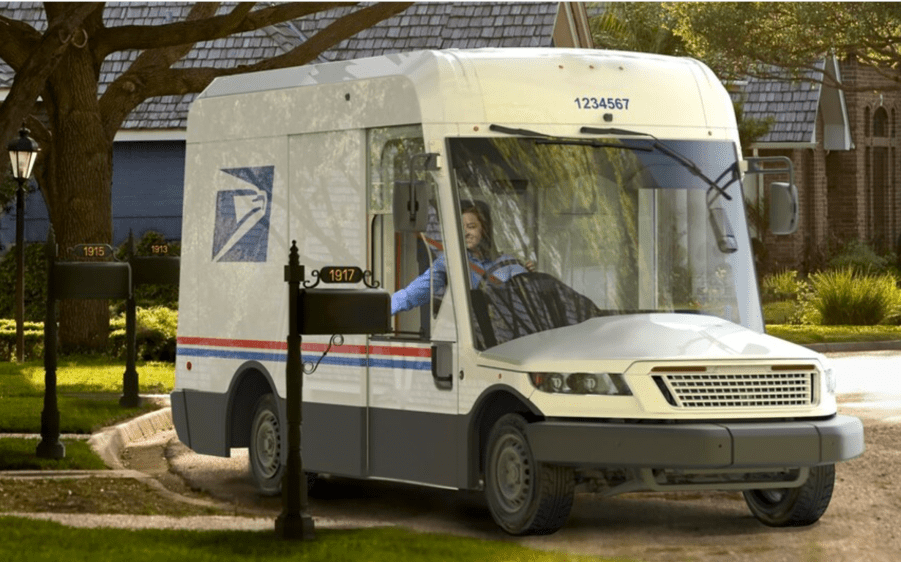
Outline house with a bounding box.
[737,57,900,274]
[0,1,592,251]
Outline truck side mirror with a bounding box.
[769,182,799,235]
[742,157,799,236]
[393,180,428,232]
[392,152,440,232]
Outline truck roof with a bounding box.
[189,48,736,142]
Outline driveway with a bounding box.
[122,351,899,561]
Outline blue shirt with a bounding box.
[391,253,527,314]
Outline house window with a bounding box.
[874,107,889,138]
[868,106,894,249]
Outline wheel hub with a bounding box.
[495,436,530,511]
[254,412,280,479]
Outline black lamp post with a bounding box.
[7,127,40,363]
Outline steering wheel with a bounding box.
[477,257,528,290]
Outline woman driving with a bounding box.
[391,200,529,315]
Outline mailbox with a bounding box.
[131,256,180,286]
[53,262,131,300]
[298,289,391,335]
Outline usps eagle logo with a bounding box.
[211,166,274,262]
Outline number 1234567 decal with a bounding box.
[574,97,630,110]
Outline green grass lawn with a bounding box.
[766,324,901,345]
[0,518,614,562]
[0,356,174,433]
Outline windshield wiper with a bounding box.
[489,124,652,151]
[489,124,554,138]
[580,126,735,202]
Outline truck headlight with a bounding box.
[529,372,632,396]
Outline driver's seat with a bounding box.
[470,272,601,349]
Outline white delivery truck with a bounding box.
[172,48,864,535]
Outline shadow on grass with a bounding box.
[0,438,107,470]
[0,519,611,562]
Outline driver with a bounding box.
[391,200,530,315]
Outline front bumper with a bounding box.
[525,415,864,469]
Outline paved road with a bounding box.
[140,351,899,561]
[830,350,901,423]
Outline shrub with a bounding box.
[761,269,807,302]
[111,231,180,314]
[827,239,892,274]
[762,301,797,324]
[0,318,44,361]
[807,268,901,325]
[0,243,48,322]
[109,306,178,362]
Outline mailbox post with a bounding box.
[123,230,180,407]
[121,233,139,408]
[275,241,313,540]
[275,241,390,540]
[36,228,63,459]
[36,229,180,457]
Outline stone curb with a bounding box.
[87,403,173,470]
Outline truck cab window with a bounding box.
[449,136,744,350]
[368,126,443,340]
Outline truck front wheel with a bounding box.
[743,464,835,527]
[484,414,574,535]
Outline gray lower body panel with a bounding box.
[525,415,865,469]
[171,389,460,487]
[299,400,366,478]
[368,408,459,487]
[171,389,229,457]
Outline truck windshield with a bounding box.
[448,136,747,350]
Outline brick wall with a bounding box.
[759,58,901,274]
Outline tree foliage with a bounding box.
[0,2,412,349]
[590,2,687,56]
[667,2,901,90]
[590,3,774,148]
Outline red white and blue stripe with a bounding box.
[177,336,432,371]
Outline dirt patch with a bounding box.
[0,478,223,517]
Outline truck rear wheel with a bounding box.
[484,413,574,535]
[249,394,283,496]
[743,464,835,527]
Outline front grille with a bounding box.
[655,371,815,408]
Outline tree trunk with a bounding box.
[45,32,113,353]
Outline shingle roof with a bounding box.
[0,2,561,131]
[290,2,558,60]
[733,62,826,145]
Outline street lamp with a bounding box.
[7,127,40,363]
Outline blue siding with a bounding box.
[0,140,185,253]
[111,140,185,244]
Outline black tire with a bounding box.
[484,413,574,535]
[249,394,284,496]
[743,464,836,527]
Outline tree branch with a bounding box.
[0,16,42,69]
[250,2,414,71]
[99,2,221,138]
[99,2,412,138]
[0,3,103,148]
[93,2,357,59]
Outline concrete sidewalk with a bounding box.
[1,400,266,531]
[0,400,374,531]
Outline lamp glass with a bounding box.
[8,129,39,181]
